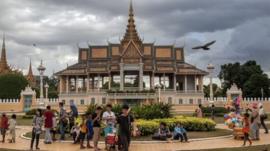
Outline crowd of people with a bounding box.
[0,101,268,151]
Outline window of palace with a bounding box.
[102,98,106,104]
[91,98,95,104]
[189,99,193,104]
[80,99,84,105]
[178,99,183,104]
[198,99,202,105]
[62,100,66,105]
[69,100,74,105]
[168,97,172,104]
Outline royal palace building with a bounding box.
[55,2,208,106]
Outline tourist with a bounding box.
[117,104,135,151]
[173,123,188,142]
[30,109,43,150]
[92,106,102,151]
[44,105,54,144]
[195,104,203,118]
[152,122,172,141]
[102,104,116,137]
[242,113,252,146]
[86,113,94,148]
[8,114,16,143]
[79,114,87,149]
[1,113,8,143]
[210,104,215,120]
[250,104,260,140]
[259,104,268,134]
[59,102,67,141]
[69,102,78,132]
[70,122,80,144]
[51,113,57,141]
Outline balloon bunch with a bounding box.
[224,112,243,129]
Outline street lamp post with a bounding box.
[37,60,46,109]
[45,83,49,99]
[207,64,215,102]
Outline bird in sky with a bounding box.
[192,40,216,50]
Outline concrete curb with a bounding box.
[20,133,233,144]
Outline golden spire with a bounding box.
[26,59,36,87]
[27,59,34,76]
[121,0,142,45]
[0,33,10,74]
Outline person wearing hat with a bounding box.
[250,103,260,140]
[117,104,135,151]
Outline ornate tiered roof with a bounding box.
[55,1,207,76]
[26,60,36,87]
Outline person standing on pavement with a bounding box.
[44,105,54,144]
[59,102,67,141]
[117,104,135,151]
[92,106,102,151]
[259,104,268,134]
[250,103,260,140]
[1,113,8,143]
[30,109,43,150]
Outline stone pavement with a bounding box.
[0,124,269,151]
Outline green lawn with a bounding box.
[181,144,270,151]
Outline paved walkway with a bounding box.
[0,124,269,151]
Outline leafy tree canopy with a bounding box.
[0,73,28,99]
[218,60,270,97]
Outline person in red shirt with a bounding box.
[44,106,54,144]
[1,113,9,143]
[242,113,252,146]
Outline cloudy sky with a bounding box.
[1,0,270,84]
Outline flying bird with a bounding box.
[192,40,216,50]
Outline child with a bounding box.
[152,122,172,141]
[173,123,188,142]
[79,114,87,149]
[8,114,17,143]
[1,113,9,143]
[242,113,252,146]
[86,114,94,148]
[70,122,80,144]
[51,113,57,141]
[30,109,43,150]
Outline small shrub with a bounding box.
[136,116,216,136]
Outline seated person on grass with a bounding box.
[152,122,172,141]
[173,123,188,142]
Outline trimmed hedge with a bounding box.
[136,116,216,136]
[202,107,229,117]
[26,108,58,116]
[85,103,172,120]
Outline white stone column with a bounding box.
[97,74,101,92]
[66,75,69,93]
[174,74,177,92]
[120,63,124,91]
[108,74,111,90]
[151,72,155,89]
[194,75,197,92]
[86,74,89,92]
[184,75,187,92]
[76,76,79,93]
[59,76,63,93]
[163,73,166,91]
[139,63,144,91]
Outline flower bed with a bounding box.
[136,116,216,136]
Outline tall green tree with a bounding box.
[0,73,28,99]
[218,60,270,97]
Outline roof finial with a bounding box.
[129,0,133,14]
